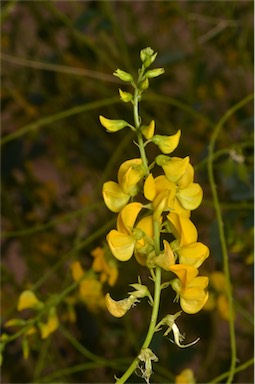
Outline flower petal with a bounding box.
[103,181,130,212]
[107,230,135,261]
[178,242,209,268]
[177,183,203,211]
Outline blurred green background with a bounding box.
[1,1,254,383]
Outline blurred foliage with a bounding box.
[1,1,254,383]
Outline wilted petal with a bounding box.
[105,293,134,317]
[103,181,130,212]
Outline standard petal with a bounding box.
[169,264,199,288]
[177,183,203,211]
[152,130,181,154]
[178,242,209,268]
[167,212,198,246]
[102,181,130,212]
[117,202,143,234]
[107,230,135,261]
[144,173,156,201]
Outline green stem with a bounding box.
[207,93,253,384]
[116,221,162,384]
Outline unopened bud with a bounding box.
[99,115,129,132]
[119,89,133,103]
[113,69,133,82]
[144,68,165,79]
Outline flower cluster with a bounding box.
[100,48,209,316]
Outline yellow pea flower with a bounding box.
[152,130,181,154]
[141,120,155,139]
[17,290,43,312]
[99,115,129,132]
[118,158,145,196]
[91,247,118,286]
[107,202,143,261]
[39,307,59,339]
[170,264,209,314]
[102,181,130,213]
[167,212,198,247]
[177,242,210,268]
[79,278,106,312]
[175,369,196,384]
[134,215,155,266]
[176,182,203,211]
[156,155,190,183]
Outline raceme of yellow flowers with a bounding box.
[100,47,209,318]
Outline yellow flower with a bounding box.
[156,155,190,183]
[156,156,203,211]
[141,120,155,139]
[175,369,196,384]
[91,246,118,286]
[103,181,130,212]
[102,159,145,213]
[71,261,85,281]
[79,278,106,312]
[152,130,181,154]
[107,202,143,261]
[105,293,136,317]
[99,115,129,132]
[167,212,198,248]
[170,264,209,314]
[39,307,59,339]
[177,242,209,268]
[117,158,145,195]
[17,290,43,312]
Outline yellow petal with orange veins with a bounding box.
[103,181,130,213]
[107,230,135,261]
[105,293,133,317]
[177,183,203,211]
[144,173,156,201]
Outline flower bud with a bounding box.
[17,290,44,311]
[152,130,181,154]
[141,120,155,140]
[113,69,133,82]
[140,47,158,67]
[119,89,133,103]
[139,78,149,90]
[144,68,165,79]
[99,115,129,132]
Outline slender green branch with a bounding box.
[208,357,254,384]
[207,93,253,384]
[1,97,120,146]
